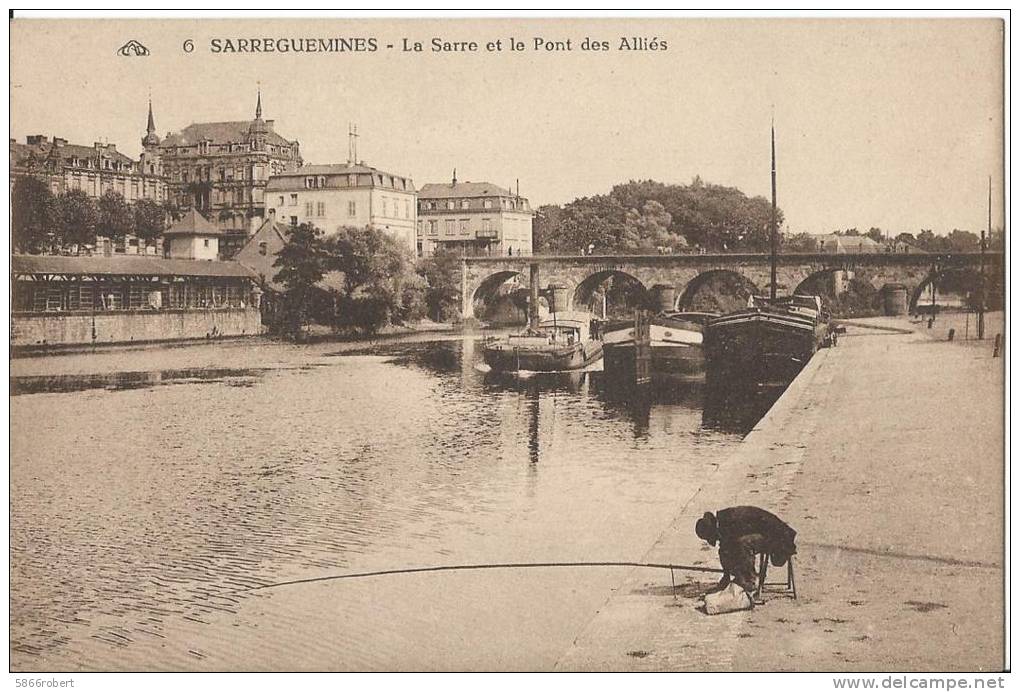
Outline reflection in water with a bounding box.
[10,337,782,669]
[10,367,266,396]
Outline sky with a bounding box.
[10,17,1005,236]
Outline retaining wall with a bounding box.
[11,308,264,347]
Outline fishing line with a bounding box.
[244,561,723,593]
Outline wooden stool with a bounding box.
[754,553,797,602]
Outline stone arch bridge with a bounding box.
[461,252,1003,319]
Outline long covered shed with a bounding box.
[11,254,265,348]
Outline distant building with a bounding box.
[163,209,223,261]
[814,234,884,254]
[417,175,534,257]
[264,162,417,255]
[10,119,169,204]
[156,91,302,257]
[887,239,926,254]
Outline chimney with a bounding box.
[94,142,105,150]
[52,137,68,147]
[452,168,457,186]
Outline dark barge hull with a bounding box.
[704,310,820,387]
[482,342,603,372]
[603,343,705,379]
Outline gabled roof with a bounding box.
[11,254,256,279]
[418,181,514,199]
[165,209,223,236]
[160,121,295,148]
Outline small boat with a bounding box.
[704,294,829,387]
[482,312,604,372]
[602,311,717,380]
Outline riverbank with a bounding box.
[556,313,1004,671]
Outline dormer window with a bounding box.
[460,200,469,209]
[305,177,315,189]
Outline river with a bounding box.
[10,334,778,671]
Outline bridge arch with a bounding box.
[571,269,649,316]
[677,269,760,312]
[471,270,527,321]
[909,267,986,313]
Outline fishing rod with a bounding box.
[243,561,725,598]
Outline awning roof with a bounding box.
[12,254,258,279]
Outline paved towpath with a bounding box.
[556,316,1005,671]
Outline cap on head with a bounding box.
[695,511,718,546]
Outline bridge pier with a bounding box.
[529,263,540,328]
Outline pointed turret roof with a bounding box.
[142,99,160,147]
[164,209,224,236]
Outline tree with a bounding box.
[12,176,55,253]
[620,200,685,252]
[98,189,134,241]
[782,232,823,253]
[865,227,885,243]
[54,189,99,249]
[946,229,980,253]
[325,226,416,334]
[418,245,463,322]
[134,198,167,243]
[272,223,329,339]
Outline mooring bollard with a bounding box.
[948,328,955,342]
[993,334,1002,357]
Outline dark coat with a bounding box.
[716,506,797,565]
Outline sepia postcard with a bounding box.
[7,13,1008,679]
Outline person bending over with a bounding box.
[695,506,797,593]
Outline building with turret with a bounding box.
[156,91,302,257]
[10,102,169,204]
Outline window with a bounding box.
[305,202,314,216]
[445,220,456,236]
[317,202,326,217]
[404,200,410,219]
[382,199,389,217]
[447,201,455,210]
[481,218,492,232]
[278,196,285,205]
[203,239,210,247]
[258,241,268,256]
[290,216,298,226]
[461,200,470,209]
[459,219,470,234]
[348,200,356,217]
[305,177,315,189]
[318,176,326,188]
[429,220,438,236]
[484,199,493,209]
[290,194,298,206]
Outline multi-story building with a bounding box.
[264,162,417,255]
[417,176,534,257]
[10,108,169,204]
[156,92,302,258]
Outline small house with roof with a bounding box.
[164,209,224,261]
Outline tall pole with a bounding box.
[770,118,778,300]
[979,176,989,339]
